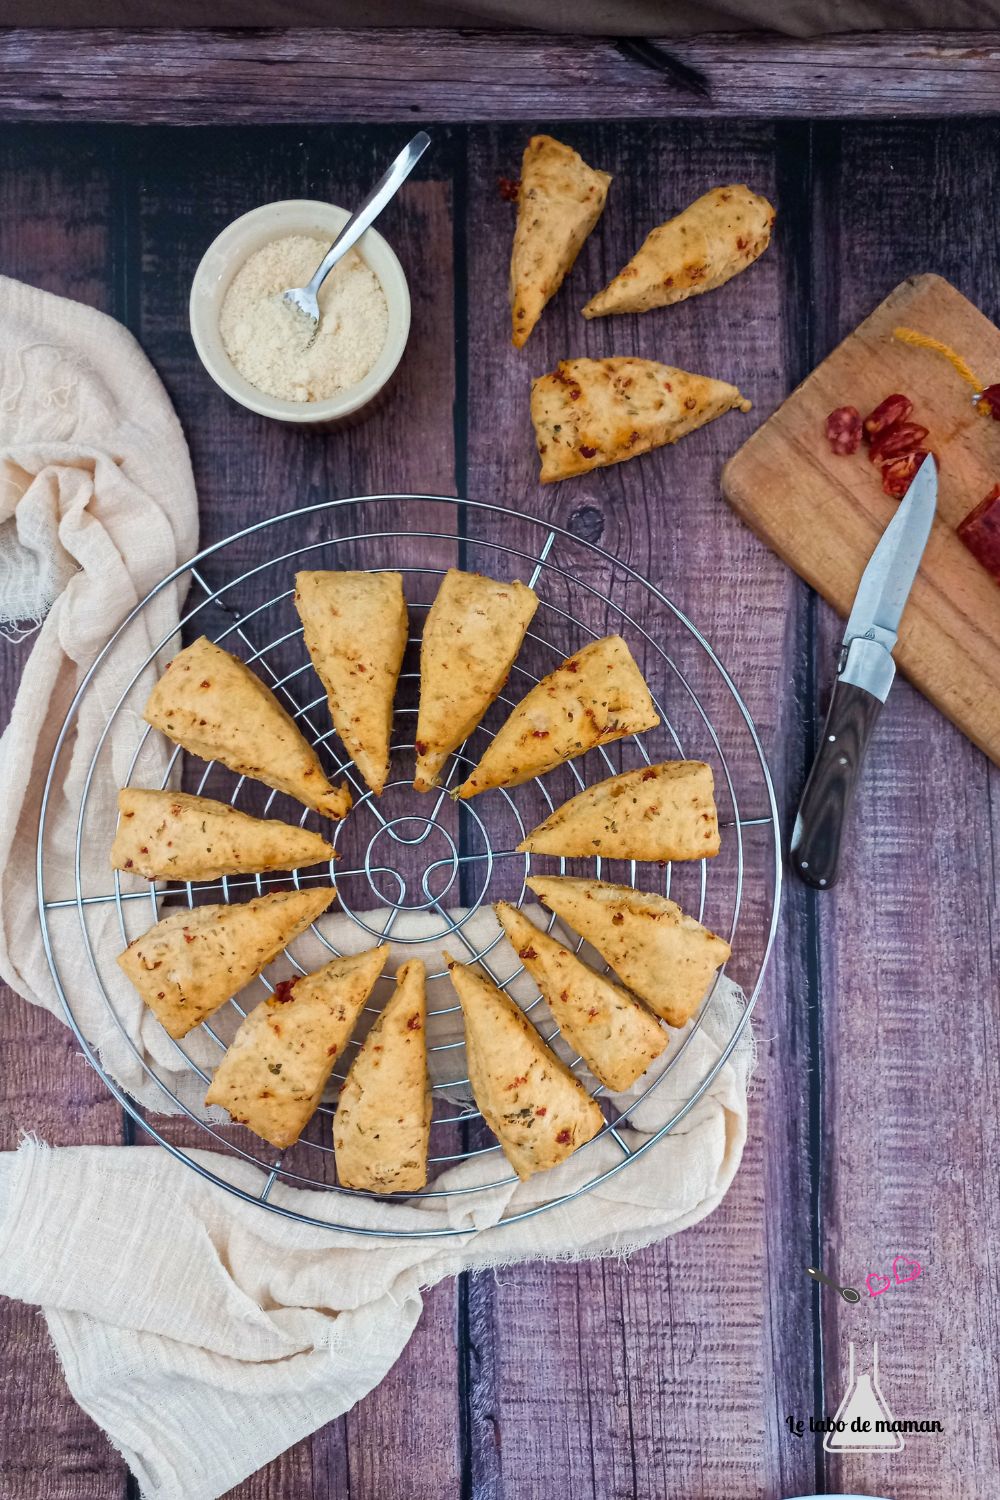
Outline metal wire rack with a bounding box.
[37,494,781,1237]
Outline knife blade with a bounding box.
[791,455,938,888]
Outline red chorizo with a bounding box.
[957,484,1000,583]
[825,405,862,455]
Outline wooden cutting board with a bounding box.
[722,273,1000,766]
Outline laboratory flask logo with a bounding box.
[824,1339,904,1453]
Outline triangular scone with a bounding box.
[118,886,335,1038]
[531,357,751,484]
[205,946,387,1148]
[294,570,407,797]
[456,635,658,799]
[510,134,611,349]
[111,789,334,881]
[444,951,604,1180]
[527,876,730,1028]
[334,959,431,1193]
[143,637,351,820]
[414,570,538,792]
[518,760,719,862]
[495,903,666,1092]
[582,184,775,319]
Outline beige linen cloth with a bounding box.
[0,277,753,1500]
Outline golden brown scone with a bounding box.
[517,760,719,862]
[530,357,751,484]
[444,950,604,1181]
[294,570,407,797]
[333,959,431,1193]
[456,635,658,799]
[527,876,730,1028]
[582,184,775,318]
[110,789,334,881]
[117,886,335,1038]
[414,570,538,792]
[143,637,351,820]
[510,134,611,348]
[494,903,666,1092]
[205,946,387,1148]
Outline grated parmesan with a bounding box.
[219,234,389,403]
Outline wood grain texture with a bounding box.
[0,102,997,1500]
[128,124,464,1500]
[723,271,1000,766]
[0,124,464,1500]
[460,120,815,1500]
[1,29,1000,124]
[805,119,1000,1500]
[0,130,129,1500]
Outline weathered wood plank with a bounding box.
[461,120,815,1499]
[2,105,997,1500]
[126,122,464,1499]
[809,119,1000,1499]
[1,29,1000,125]
[216,1277,459,1500]
[0,130,127,1500]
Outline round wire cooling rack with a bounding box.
[37,494,782,1238]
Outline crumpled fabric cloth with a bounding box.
[0,274,197,1078]
[0,987,750,1500]
[0,276,753,1500]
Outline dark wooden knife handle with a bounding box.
[792,678,884,889]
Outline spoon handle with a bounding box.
[807,1265,860,1303]
[304,131,431,298]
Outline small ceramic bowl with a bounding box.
[189,198,411,426]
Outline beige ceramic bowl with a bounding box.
[189,198,411,425]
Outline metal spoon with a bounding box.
[806,1265,861,1304]
[281,130,431,336]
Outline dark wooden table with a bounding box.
[1,28,998,1500]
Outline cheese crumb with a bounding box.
[219,234,389,403]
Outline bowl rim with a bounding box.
[188,197,411,424]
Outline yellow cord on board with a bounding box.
[892,324,992,413]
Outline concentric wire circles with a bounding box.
[36,494,782,1237]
